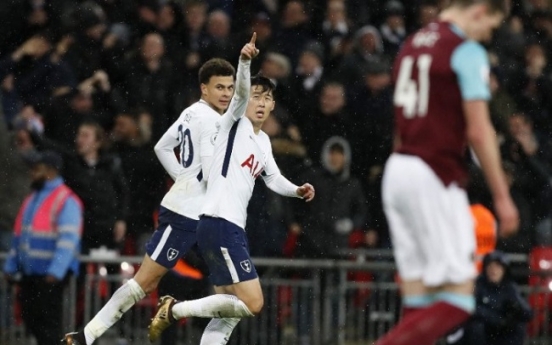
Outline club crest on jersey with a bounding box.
[167,248,179,261]
[241,154,264,178]
[240,260,252,273]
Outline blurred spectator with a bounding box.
[43,75,114,150]
[380,1,407,58]
[289,41,326,123]
[246,114,307,257]
[301,82,350,163]
[320,0,351,64]
[32,121,130,253]
[156,1,185,60]
[0,33,75,123]
[3,150,82,345]
[0,108,32,252]
[289,137,368,258]
[110,110,165,254]
[201,10,236,62]
[243,11,275,72]
[489,67,517,136]
[446,251,533,345]
[507,43,552,136]
[181,0,209,72]
[501,113,552,248]
[62,3,121,82]
[349,61,393,177]
[273,0,314,67]
[259,52,292,109]
[122,33,177,140]
[335,25,385,92]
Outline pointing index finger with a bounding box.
[250,32,257,45]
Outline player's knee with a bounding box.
[134,274,162,295]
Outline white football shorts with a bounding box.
[382,153,476,287]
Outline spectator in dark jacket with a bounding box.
[110,110,165,254]
[447,251,533,345]
[290,136,368,258]
[32,120,130,253]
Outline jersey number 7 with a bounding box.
[394,54,433,119]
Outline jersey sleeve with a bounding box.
[450,41,491,101]
[154,114,183,180]
[261,144,300,198]
[199,116,217,180]
[220,59,251,130]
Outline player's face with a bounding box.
[201,76,234,114]
[246,85,275,130]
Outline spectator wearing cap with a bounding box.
[380,1,407,58]
[3,150,83,345]
[446,251,533,345]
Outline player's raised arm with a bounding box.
[221,33,259,126]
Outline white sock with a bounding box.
[200,318,240,345]
[172,294,253,319]
[84,279,145,345]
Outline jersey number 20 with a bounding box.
[394,54,433,118]
[178,125,194,168]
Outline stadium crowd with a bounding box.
[0,0,551,262]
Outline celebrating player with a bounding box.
[61,57,236,345]
[376,0,519,344]
[147,33,315,344]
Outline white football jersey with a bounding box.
[155,100,220,220]
[201,60,281,229]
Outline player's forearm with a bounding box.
[468,124,510,199]
[235,58,251,98]
[264,174,301,198]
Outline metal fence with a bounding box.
[1,253,551,345]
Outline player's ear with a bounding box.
[200,83,208,97]
[270,100,275,112]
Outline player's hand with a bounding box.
[240,32,259,61]
[297,183,315,202]
[494,195,519,238]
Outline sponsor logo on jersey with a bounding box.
[241,154,264,178]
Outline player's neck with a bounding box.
[439,8,472,39]
[200,98,224,115]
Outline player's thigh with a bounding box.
[196,216,259,287]
[145,206,198,269]
[420,179,476,287]
[214,278,264,313]
[382,154,426,282]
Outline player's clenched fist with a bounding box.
[297,183,315,202]
[240,32,259,61]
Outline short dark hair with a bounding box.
[198,58,235,85]
[449,0,509,14]
[250,74,276,95]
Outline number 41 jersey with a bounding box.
[392,21,491,187]
[158,100,221,220]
